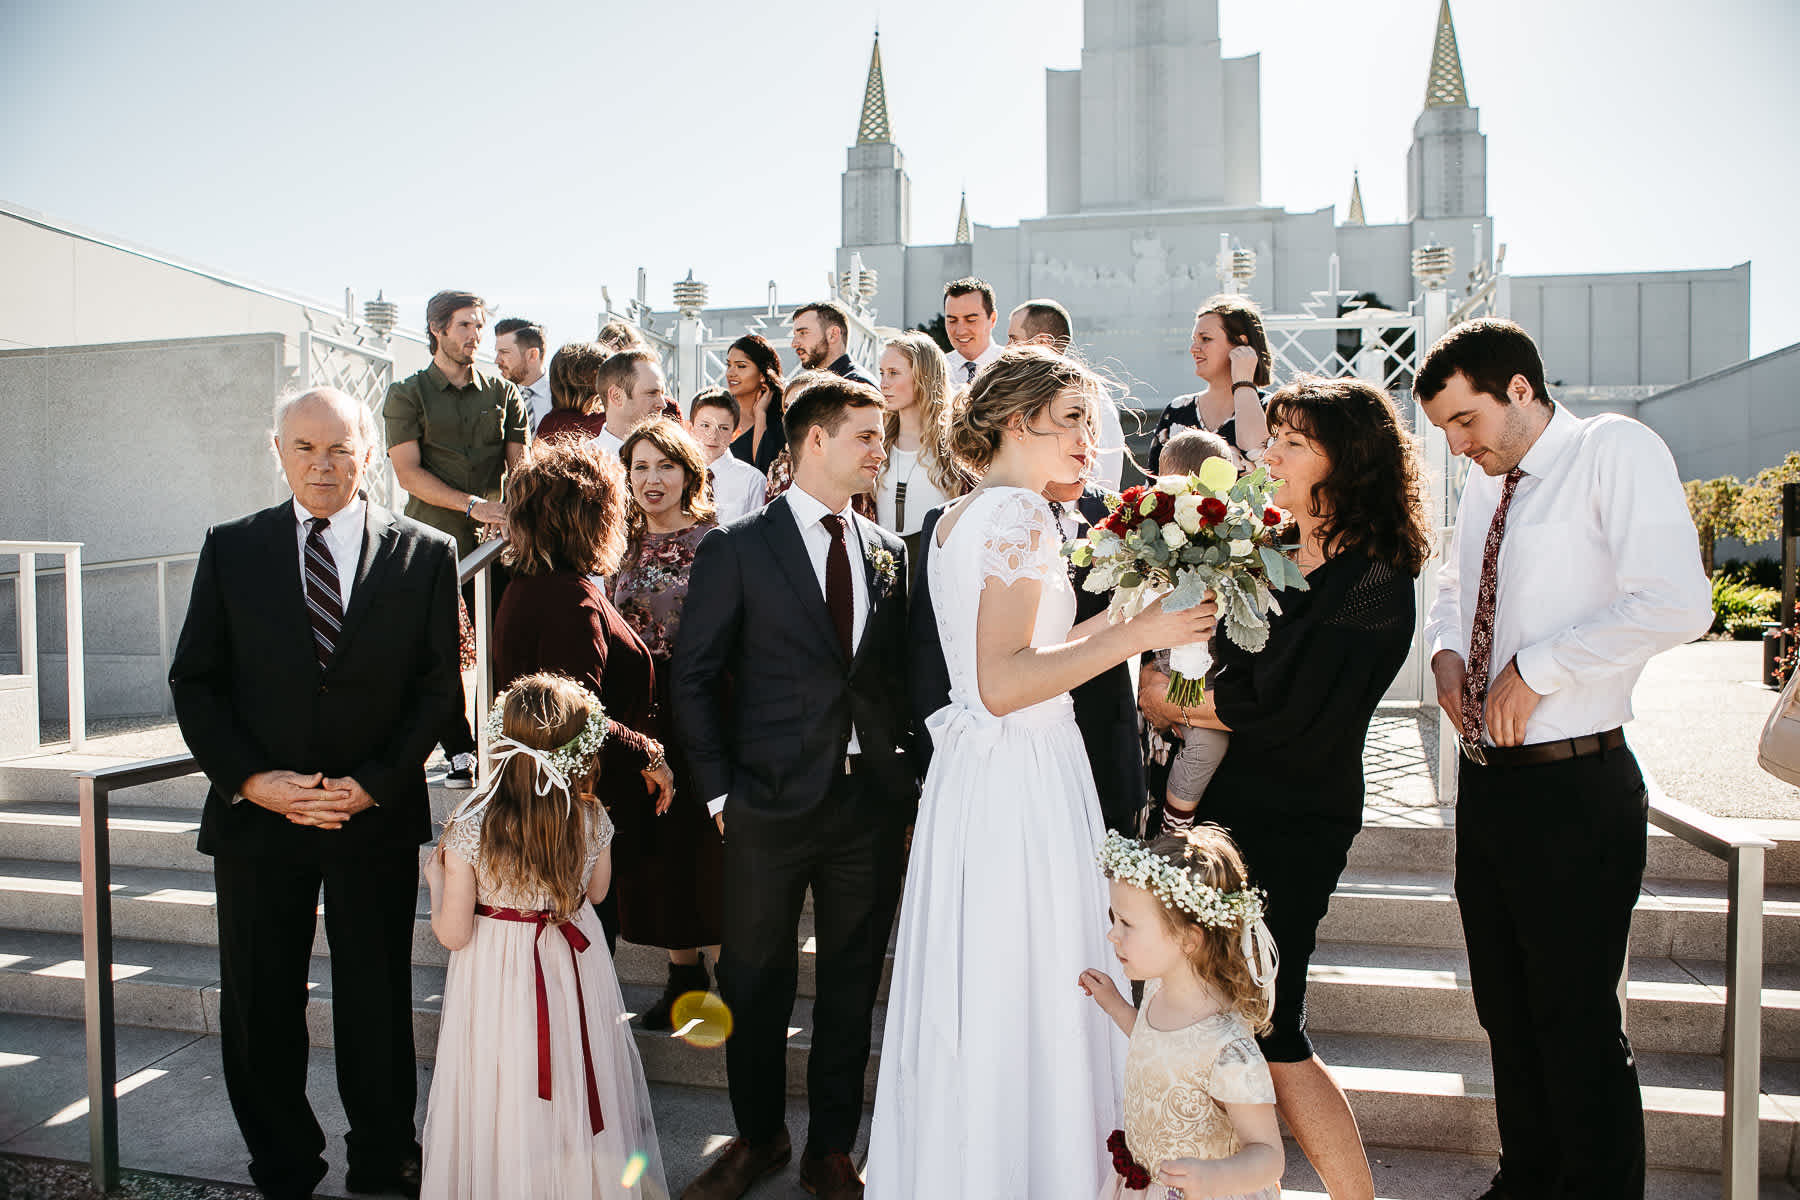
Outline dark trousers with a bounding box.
[213,848,421,1197]
[717,769,905,1154]
[1456,746,1648,1198]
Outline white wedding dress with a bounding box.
[867,487,1129,1199]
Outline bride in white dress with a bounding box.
[866,347,1219,1198]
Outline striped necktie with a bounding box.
[303,517,344,669]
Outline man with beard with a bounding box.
[383,290,528,787]
[791,300,876,388]
[493,317,550,431]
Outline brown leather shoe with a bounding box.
[798,1148,864,1199]
[679,1128,792,1200]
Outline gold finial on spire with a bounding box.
[955,192,971,244]
[1346,172,1366,225]
[1424,0,1469,108]
[856,33,893,144]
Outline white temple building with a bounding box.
[799,0,1751,409]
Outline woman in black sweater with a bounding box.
[1144,375,1431,1200]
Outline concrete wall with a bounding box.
[1634,341,1800,485]
[1510,263,1751,389]
[0,333,293,719]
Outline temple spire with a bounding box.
[856,33,892,144]
[955,192,971,243]
[1346,172,1366,225]
[1424,0,1469,108]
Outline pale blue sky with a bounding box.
[4,0,1795,358]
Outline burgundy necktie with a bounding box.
[1461,468,1525,742]
[820,514,854,659]
[303,517,344,669]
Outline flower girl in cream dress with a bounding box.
[1080,826,1283,1200]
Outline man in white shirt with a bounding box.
[1006,298,1128,491]
[493,318,551,431]
[943,277,1004,387]
[689,388,768,524]
[1419,319,1712,1200]
[592,347,671,459]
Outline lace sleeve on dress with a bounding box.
[439,810,482,866]
[977,491,1063,590]
[1207,1033,1278,1106]
[588,802,615,853]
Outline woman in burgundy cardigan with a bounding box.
[492,437,675,951]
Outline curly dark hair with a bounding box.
[1264,375,1432,576]
[728,334,786,409]
[502,437,628,578]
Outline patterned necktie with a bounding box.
[1461,468,1525,742]
[303,516,344,669]
[820,514,854,659]
[964,360,977,384]
[1047,499,1069,542]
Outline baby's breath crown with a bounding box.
[1097,829,1266,930]
[481,686,609,781]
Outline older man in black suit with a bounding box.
[672,373,915,1200]
[911,479,1144,832]
[170,386,461,1200]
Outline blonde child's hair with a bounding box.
[1142,826,1273,1034]
[475,673,602,919]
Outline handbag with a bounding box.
[1758,663,1800,786]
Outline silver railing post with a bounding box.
[66,545,85,750]
[18,551,38,685]
[1722,842,1765,1198]
[472,562,491,772]
[78,772,118,1191]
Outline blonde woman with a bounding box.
[874,332,969,550]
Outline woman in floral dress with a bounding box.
[610,417,724,1027]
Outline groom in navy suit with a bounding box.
[672,373,916,1199]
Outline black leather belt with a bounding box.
[1461,727,1626,769]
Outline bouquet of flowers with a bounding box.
[1066,457,1309,705]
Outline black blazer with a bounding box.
[909,486,1144,831]
[170,499,462,857]
[670,492,916,826]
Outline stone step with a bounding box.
[1313,1029,1800,1178]
[1321,865,1800,964]
[0,928,880,1102]
[1302,940,1800,1058]
[1347,807,1800,886]
[0,800,209,873]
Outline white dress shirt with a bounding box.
[292,494,363,609]
[518,372,553,432]
[1424,404,1713,746]
[708,486,868,817]
[948,338,1004,386]
[707,452,769,525]
[591,426,626,460]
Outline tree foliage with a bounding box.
[1684,475,1743,575]
[1734,451,1800,546]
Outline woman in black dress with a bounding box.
[724,333,787,475]
[1146,374,1431,1200]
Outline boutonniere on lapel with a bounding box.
[867,546,899,598]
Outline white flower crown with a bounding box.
[1097,829,1266,930]
[447,685,611,826]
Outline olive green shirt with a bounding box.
[383,361,528,554]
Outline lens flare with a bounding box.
[670,990,734,1049]
[620,1149,648,1188]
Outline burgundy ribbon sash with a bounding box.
[473,904,605,1135]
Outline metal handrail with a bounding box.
[1641,791,1773,1197]
[74,545,504,1191]
[3,540,87,750]
[75,754,200,1191]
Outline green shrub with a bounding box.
[1710,575,1779,634]
[1718,558,1783,590]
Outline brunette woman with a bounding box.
[533,341,609,443]
[724,334,787,475]
[1148,294,1273,474]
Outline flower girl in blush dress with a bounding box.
[421,673,665,1199]
[1078,827,1283,1200]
